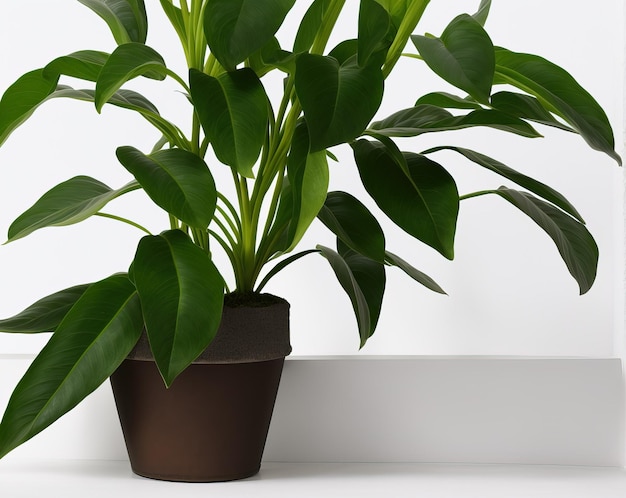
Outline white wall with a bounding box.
[0,0,623,357]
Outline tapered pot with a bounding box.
[110,295,291,482]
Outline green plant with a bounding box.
[0,0,620,459]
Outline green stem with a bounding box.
[459,190,495,201]
[95,212,152,235]
[165,68,191,93]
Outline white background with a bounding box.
[0,0,623,357]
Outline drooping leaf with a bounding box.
[204,0,296,71]
[490,91,575,132]
[352,139,459,259]
[285,121,329,251]
[369,104,541,138]
[43,50,110,82]
[384,251,446,294]
[422,146,584,222]
[493,187,598,294]
[190,68,269,178]
[317,191,385,262]
[95,42,167,112]
[0,284,91,333]
[0,69,59,147]
[77,0,148,44]
[7,177,140,243]
[295,53,384,151]
[116,146,216,228]
[132,230,224,386]
[416,91,482,110]
[256,249,320,292]
[411,14,494,103]
[358,0,391,67]
[494,47,621,165]
[0,273,143,459]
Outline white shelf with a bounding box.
[1,461,625,498]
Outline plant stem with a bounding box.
[94,212,152,235]
[459,190,495,201]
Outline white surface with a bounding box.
[0,1,622,357]
[1,461,626,498]
[1,357,623,466]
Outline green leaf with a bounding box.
[0,69,59,147]
[416,91,482,110]
[78,0,148,44]
[422,146,584,222]
[190,68,269,178]
[490,91,575,132]
[95,42,167,112]
[472,0,492,26]
[248,37,296,76]
[295,53,384,151]
[494,47,621,165]
[116,147,216,228]
[293,0,332,53]
[285,122,329,251]
[0,284,91,333]
[256,249,320,292]
[159,0,187,47]
[358,0,391,67]
[317,191,386,262]
[369,104,541,138]
[132,230,224,386]
[352,139,459,260]
[384,251,446,294]
[411,14,494,103]
[204,0,296,71]
[7,176,140,243]
[0,274,143,459]
[317,245,371,347]
[43,51,110,82]
[493,187,598,294]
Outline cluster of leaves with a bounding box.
[0,0,620,459]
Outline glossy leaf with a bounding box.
[494,47,621,165]
[384,251,446,294]
[7,177,140,243]
[493,187,598,294]
[190,68,269,178]
[78,0,148,44]
[358,0,391,67]
[116,147,216,228]
[285,122,329,251]
[0,274,143,459]
[0,284,91,333]
[132,230,224,386]
[293,0,332,53]
[317,191,386,262]
[352,139,459,260]
[295,53,384,151]
[369,104,540,138]
[317,245,371,346]
[0,69,59,146]
[43,51,109,82]
[95,42,167,112]
[204,0,296,71]
[411,14,494,103]
[416,91,482,110]
[422,146,584,222]
[490,91,575,132]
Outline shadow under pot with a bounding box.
[109,294,291,483]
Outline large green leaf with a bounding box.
[411,14,494,103]
[384,251,446,294]
[0,284,91,333]
[0,274,143,459]
[204,0,296,71]
[358,0,391,67]
[422,146,584,222]
[43,51,110,82]
[285,122,329,251]
[0,69,59,147]
[95,42,167,112]
[78,0,148,44]
[7,177,140,243]
[490,91,575,132]
[493,187,598,294]
[352,139,459,259]
[132,230,224,386]
[369,104,540,138]
[189,68,269,178]
[116,147,216,228]
[494,47,621,165]
[416,91,482,110]
[295,53,384,151]
[317,191,385,262]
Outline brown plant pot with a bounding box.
[110,295,291,482]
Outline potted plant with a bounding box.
[0,0,620,482]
